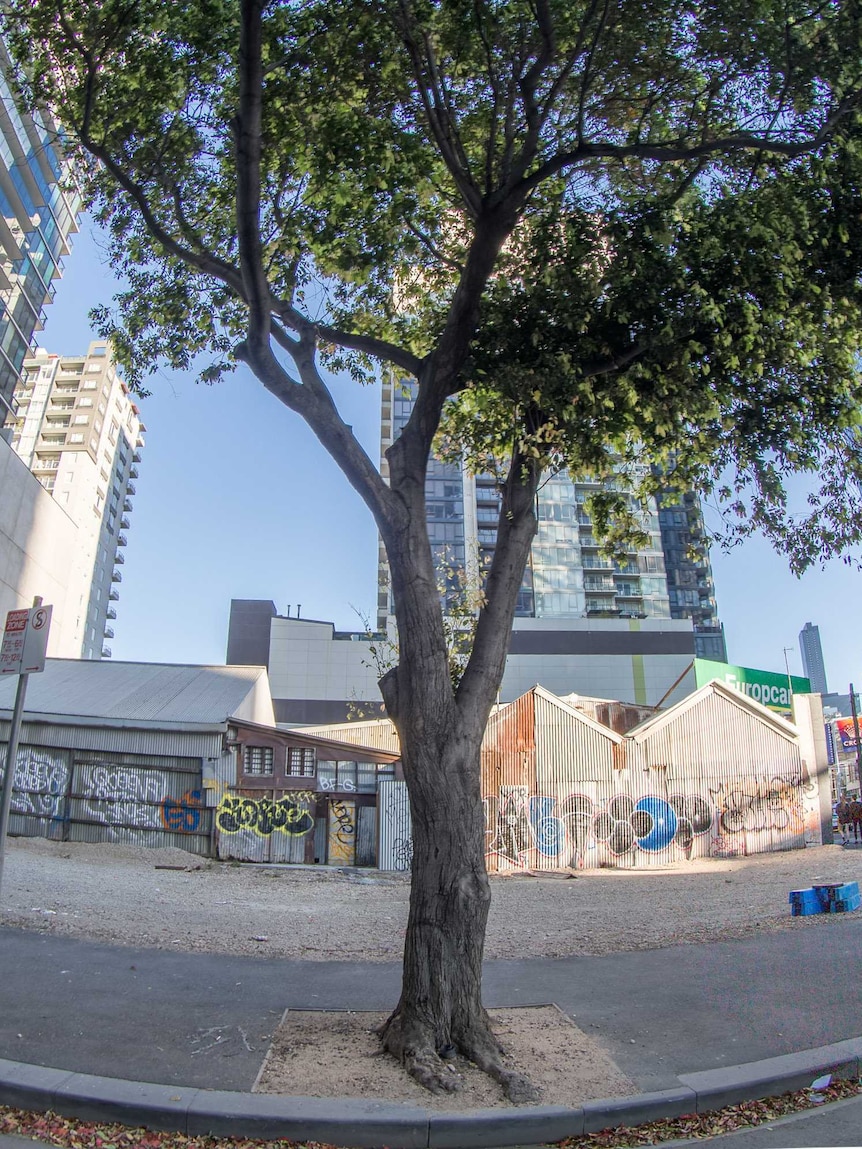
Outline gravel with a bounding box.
[2,836,861,960]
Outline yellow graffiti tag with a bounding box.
[216,793,314,838]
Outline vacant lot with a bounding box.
[2,836,860,960]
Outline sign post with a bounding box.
[0,598,51,901]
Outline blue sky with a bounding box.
[39,219,862,695]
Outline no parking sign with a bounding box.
[0,603,52,675]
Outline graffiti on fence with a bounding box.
[379,784,412,870]
[7,749,70,821]
[216,793,314,837]
[707,773,809,836]
[485,776,809,869]
[79,764,165,805]
[328,798,356,865]
[161,789,203,833]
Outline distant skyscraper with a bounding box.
[799,621,828,694]
[0,40,80,428]
[378,374,725,663]
[9,340,145,658]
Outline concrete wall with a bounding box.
[0,437,80,656]
[232,602,697,722]
[501,618,696,706]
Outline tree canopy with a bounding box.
[7,0,862,1097]
[8,0,862,571]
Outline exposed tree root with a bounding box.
[379,1006,541,1103]
[458,1017,542,1104]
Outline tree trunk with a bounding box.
[376,485,540,1100]
[378,721,538,1101]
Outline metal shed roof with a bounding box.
[625,678,799,744]
[0,659,270,730]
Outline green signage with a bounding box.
[694,659,812,712]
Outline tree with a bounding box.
[7,0,862,1098]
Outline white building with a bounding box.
[225,599,696,724]
[8,341,145,658]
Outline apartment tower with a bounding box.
[378,374,725,661]
[0,40,80,428]
[9,341,145,658]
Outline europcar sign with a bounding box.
[694,659,811,712]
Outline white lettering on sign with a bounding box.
[1,605,52,675]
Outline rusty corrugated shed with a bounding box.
[622,679,817,863]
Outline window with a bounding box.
[69,433,84,443]
[287,747,316,776]
[243,746,274,776]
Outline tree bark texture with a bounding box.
[376,456,540,1101]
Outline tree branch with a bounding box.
[520,95,861,194]
[234,0,271,359]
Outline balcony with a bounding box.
[104,626,115,640]
[106,607,117,620]
[132,450,142,463]
[114,552,125,565]
[108,588,120,600]
[128,465,138,479]
[126,481,136,495]
[111,570,122,583]
[101,646,112,659]
[120,516,130,530]
[117,533,128,547]
[584,579,615,592]
[123,499,133,513]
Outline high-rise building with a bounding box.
[378,374,725,662]
[657,492,726,661]
[799,621,828,694]
[9,340,145,658]
[0,41,80,428]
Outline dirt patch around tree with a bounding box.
[252,1005,637,1110]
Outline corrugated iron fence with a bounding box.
[377,689,822,872]
[1,744,211,855]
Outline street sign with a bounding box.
[0,604,52,675]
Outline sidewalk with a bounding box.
[2,918,862,1147]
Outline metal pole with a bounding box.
[850,683,862,796]
[783,646,795,712]
[0,669,29,901]
[0,594,41,903]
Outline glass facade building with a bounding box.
[0,41,80,428]
[378,373,723,647]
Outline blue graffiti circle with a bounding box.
[633,796,678,853]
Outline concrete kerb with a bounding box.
[1,1042,861,1149]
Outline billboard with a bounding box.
[835,716,862,753]
[694,659,811,713]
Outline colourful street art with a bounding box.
[216,793,315,837]
[484,771,815,870]
[161,789,203,833]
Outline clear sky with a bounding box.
[38,219,862,695]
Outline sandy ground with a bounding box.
[2,836,861,961]
[3,836,861,1109]
[253,1007,638,1110]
